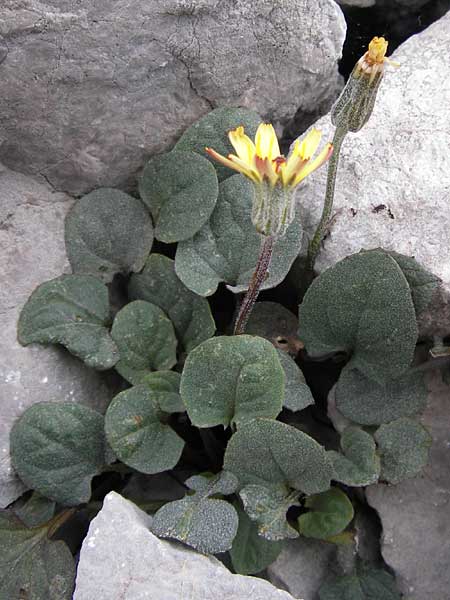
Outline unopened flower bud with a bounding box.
[331,37,398,133]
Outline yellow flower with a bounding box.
[354,36,399,84]
[206,123,332,190]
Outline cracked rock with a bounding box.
[0,0,345,195]
[295,10,450,338]
[74,491,298,600]
[366,371,450,600]
[0,164,112,508]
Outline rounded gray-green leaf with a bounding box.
[224,418,333,495]
[319,564,401,600]
[175,175,303,297]
[328,427,380,487]
[139,151,218,243]
[298,488,354,540]
[10,402,106,506]
[298,250,418,383]
[336,366,427,425]
[0,512,75,600]
[111,300,177,384]
[230,502,284,575]
[277,350,314,412]
[18,275,118,370]
[143,371,185,413]
[65,188,153,283]
[374,418,432,484]
[174,106,261,181]
[104,385,184,474]
[180,335,284,428]
[245,301,303,355]
[389,251,439,316]
[129,254,215,353]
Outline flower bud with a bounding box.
[331,37,397,133]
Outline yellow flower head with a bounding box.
[206,123,332,189]
[355,36,399,84]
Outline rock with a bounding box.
[0,0,345,195]
[0,164,112,508]
[296,10,450,337]
[335,0,375,7]
[74,491,298,600]
[267,538,337,600]
[366,371,450,599]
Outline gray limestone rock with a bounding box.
[0,164,112,508]
[267,538,337,600]
[0,0,345,195]
[366,371,450,600]
[335,0,375,7]
[74,491,298,600]
[296,10,450,337]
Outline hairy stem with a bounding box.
[306,126,348,272]
[234,235,274,335]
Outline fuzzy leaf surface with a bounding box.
[105,385,184,474]
[298,488,354,540]
[389,251,439,316]
[142,371,184,413]
[65,188,153,282]
[151,472,239,554]
[328,427,380,487]
[245,301,303,355]
[14,493,56,529]
[277,350,314,412]
[111,300,177,384]
[239,483,299,541]
[129,254,215,352]
[139,151,218,243]
[230,502,284,575]
[181,335,284,428]
[18,275,118,370]
[298,250,418,383]
[374,418,432,483]
[224,418,333,495]
[0,512,75,600]
[174,106,261,181]
[10,402,106,505]
[336,366,427,425]
[175,175,303,296]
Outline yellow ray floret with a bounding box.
[206,123,332,189]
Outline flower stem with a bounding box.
[233,235,274,335]
[306,125,348,272]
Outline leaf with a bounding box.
[143,371,185,413]
[298,488,354,540]
[180,335,284,428]
[104,385,184,475]
[230,502,284,575]
[139,151,218,243]
[277,350,314,412]
[14,492,56,528]
[65,188,153,283]
[298,250,418,383]
[335,366,427,425]
[319,564,401,600]
[111,300,177,384]
[0,512,75,600]
[239,483,300,541]
[18,275,119,370]
[374,418,432,484]
[10,402,106,506]
[245,301,303,355]
[224,418,333,495]
[175,175,303,296]
[151,472,239,554]
[389,251,439,316]
[174,106,261,181]
[128,254,215,352]
[328,427,380,487]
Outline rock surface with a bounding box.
[0,0,345,195]
[366,370,450,600]
[74,491,298,600]
[296,10,450,337]
[267,538,337,600]
[0,164,111,508]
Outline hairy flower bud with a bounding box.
[332,37,398,132]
